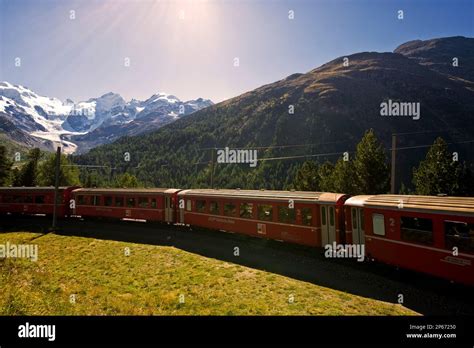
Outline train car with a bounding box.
[0,186,77,218]
[343,195,374,245]
[71,188,181,223]
[345,194,474,286]
[177,189,349,247]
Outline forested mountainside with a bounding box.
[74,36,474,190]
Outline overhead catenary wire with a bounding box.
[191,139,474,165]
[393,126,474,136]
[198,127,474,153]
[86,137,474,170]
[197,139,355,151]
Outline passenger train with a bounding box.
[0,186,473,286]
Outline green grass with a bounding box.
[0,232,418,315]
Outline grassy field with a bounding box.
[0,232,418,315]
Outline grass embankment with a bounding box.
[0,232,417,315]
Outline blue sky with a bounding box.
[0,0,472,103]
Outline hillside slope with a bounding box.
[0,232,416,315]
[75,36,474,190]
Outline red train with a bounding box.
[0,186,473,286]
[0,187,78,217]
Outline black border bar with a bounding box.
[0,316,473,345]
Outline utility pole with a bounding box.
[210,148,215,189]
[391,134,397,194]
[52,146,61,230]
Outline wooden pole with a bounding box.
[52,146,61,230]
[391,134,397,194]
[210,148,215,189]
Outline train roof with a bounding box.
[72,188,180,195]
[178,189,347,204]
[344,195,375,207]
[350,194,474,215]
[0,186,71,192]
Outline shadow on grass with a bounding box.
[1,214,473,315]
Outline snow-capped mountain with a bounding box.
[0,81,213,153]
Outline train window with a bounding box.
[115,197,124,207]
[278,206,295,224]
[196,200,206,213]
[372,214,385,236]
[224,203,237,217]
[13,195,23,203]
[139,197,149,208]
[240,203,253,219]
[401,216,433,245]
[258,204,273,221]
[35,195,45,204]
[329,206,335,226]
[151,198,157,208]
[444,221,474,253]
[209,201,219,214]
[321,206,327,225]
[92,196,100,206]
[24,196,33,203]
[3,195,12,203]
[77,195,86,205]
[127,197,136,208]
[186,199,192,211]
[105,196,113,206]
[351,208,358,229]
[301,208,312,226]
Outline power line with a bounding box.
[209,139,474,164]
[257,151,351,162]
[392,139,474,151]
[198,139,354,151]
[159,138,474,167]
[61,164,114,169]
[198,127,474,152]
[393,127,474,136]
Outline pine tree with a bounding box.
[0,145,12,186]
[18,148,41,186]
[455,161,474,196]
[413,137,461,196]
[353,129,390,194]
[294,161,320,191]
[399,182,412,195]
[331,158,357,194]
[115,173,140,188]
[318,161,335,192]
[37,153,81,186]
[11,167,22,187]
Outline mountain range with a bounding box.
[74,36,474,191]
[0,82,213,153]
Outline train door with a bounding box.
[179,197,187,224]
[179,201,184,223]
[351,207,365,245]
[165,195,173,222]
[321,205,336,246]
